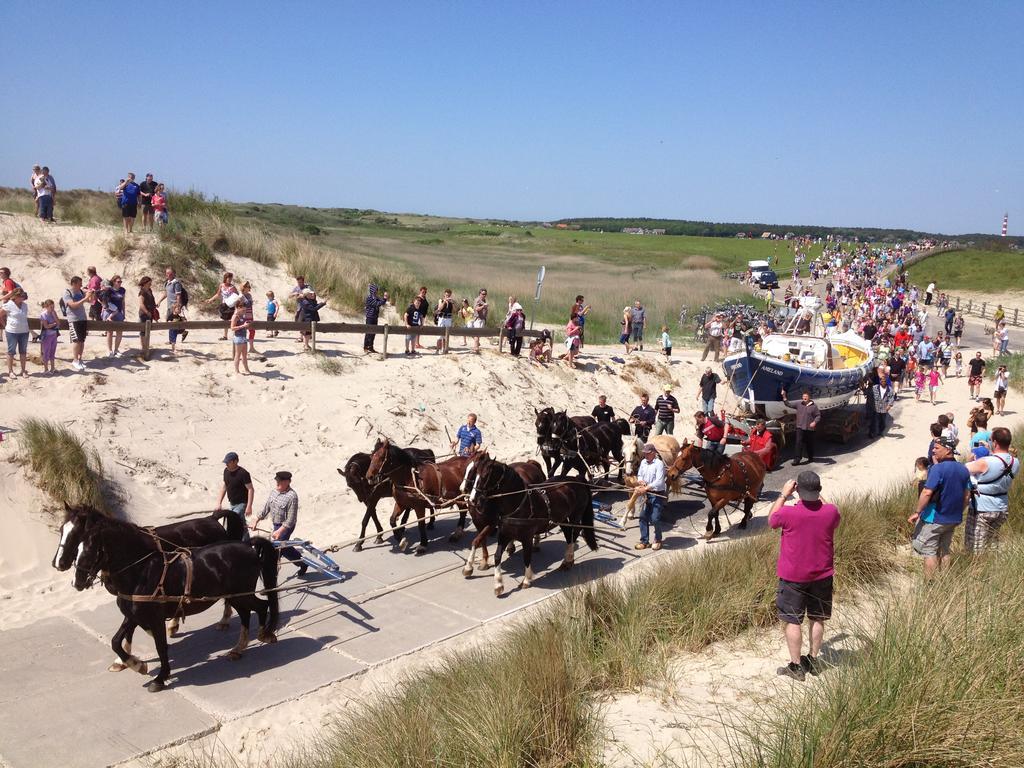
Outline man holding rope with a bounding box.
[634,443,667,551]
[256,471,306,576]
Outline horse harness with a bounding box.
[127,529,197,620]
[691,450,756,497]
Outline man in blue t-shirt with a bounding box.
[909,437,971,579]
[115,173,142,234]
[451,413,483,457]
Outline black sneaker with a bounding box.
[781,662,806,682]
[801,655,822,676]
[296,563,308,577]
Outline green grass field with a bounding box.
[906,248,1024,293]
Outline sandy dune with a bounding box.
[1,214,1015,765]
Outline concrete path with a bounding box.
[0,510,687,768]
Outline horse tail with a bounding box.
[214,510,246,541]
[579,485,598,551]
[253,538,280,634]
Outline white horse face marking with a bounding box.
[52,520,74,569]
[470,471,482,503]
[461,459,476,494]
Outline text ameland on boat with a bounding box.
[722,297,874,420]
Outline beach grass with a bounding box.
[3,221,65,257]
[262,481,908,768]
[15,418,112,515]
[735,541,1024,768]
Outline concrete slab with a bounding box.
[169,629,366,718]
[298,589,478,665]
[0,626,214,768]
[0,617,110,703]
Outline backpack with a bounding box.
[59,290,69,317]
[179,285,190,308]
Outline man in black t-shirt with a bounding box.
[967,352,986,400]
[138,173,158,232]
[216,451,254,541]
[698,368,722,414]
[592,395,615,423]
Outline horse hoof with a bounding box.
[427,521,435,531]
[353,541,363,553]
[522,580,532,589]
[399,537,409,552]
[225,650,243,661]
[108,662,127,672]
[147,680,165,693]
[506,543,516,555]
[462,566,474,578]
[215,622,229,631]
[258,630,278,644]
[448,527,464,543]
[703,531,716,541]
[374,535,384,544]
[737,520,748,530]
[558,561,574,571]
[494,585,504,597]
[168,626,178,638]
[415,544,428,556]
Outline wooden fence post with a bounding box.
[498,327,505,352]
[382,325,389,360]
[1015,309,1020,326]
[955,296,961,310]
[141,321,151,361]
[981,302,987,318]
[967,300,972,314]
[443,326,451,354]
[311,321,317,352]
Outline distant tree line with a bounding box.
[553,217,1023,246]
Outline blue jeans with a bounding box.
[273,524,302,565]
[701,397,716,415]
[38,195,53,220]
[1000,339,1009,355]
[230,502,251,542]
[638,493,664,544]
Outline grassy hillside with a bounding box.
[906,248,1024,293]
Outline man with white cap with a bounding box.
[215,451,254,542]
[768,470,840,681]
[634,442,667,551]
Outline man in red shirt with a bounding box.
[768,471,840,681]
[742,419,777,469]
[694,410,727,457]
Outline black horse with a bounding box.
[339,447,435,551]
[54,505,246,648]
[534,407,596,478]
[460,451,545,576]
[469,456,598,596]
[551,411,628,481]
[72,514,279,692]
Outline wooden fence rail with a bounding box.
[946,296,1022,328]
[24,318,544,361]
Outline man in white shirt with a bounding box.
[702,314,724,362]
[925,282,935,305]
[634,443,667,551]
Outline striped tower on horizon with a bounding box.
[1003,212,1008,237]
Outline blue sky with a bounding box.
[1,1,1021,234]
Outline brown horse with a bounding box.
[666,443,766,539]
[366,438,471,554]
[460,451,546,575]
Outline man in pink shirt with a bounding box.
[768,470,840,681]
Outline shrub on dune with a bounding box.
[16,418,111,515]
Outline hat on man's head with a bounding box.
[223,452,239,464]
[663,384,672,392]
[275,471,292,482]
[796,470,822,500]
[643,443,657,453]
[935,436,957,451]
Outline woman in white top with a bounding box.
[1,288,31,378]
[994,364,1009,416]
[204,272,239,340]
